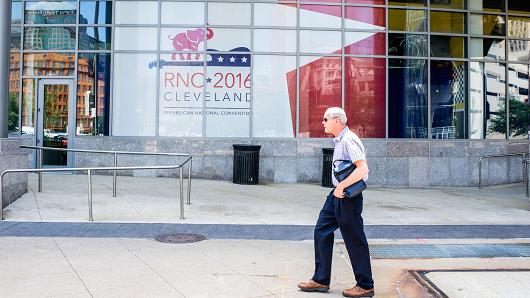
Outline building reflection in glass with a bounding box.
[23,53,75,76]
[298,56,341,138]
[77,54,110,136]
[430,60,467,139]
[389,59,428,138]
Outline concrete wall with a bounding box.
[74,137,529,187]
[0,138,28,208]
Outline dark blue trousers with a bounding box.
[311,191,374,290]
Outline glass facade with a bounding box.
[6,0,530,140]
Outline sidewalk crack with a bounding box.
[52,238,94,298]
[115,238,186,297]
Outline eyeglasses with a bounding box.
[323,117,337,122]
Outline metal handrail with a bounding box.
[478,153,527,189]
[0,164,188,221]
[21,145,192,202]
[1,145,193,221]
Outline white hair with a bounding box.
[325,107,347,125]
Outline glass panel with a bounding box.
[470,14,506,36]
[23,53,75,76]
[24,1,77,24]
[388,0,426,7]
[508,64,530,139]
[430,11,466,34]
[430,60,467,139]
[10,26,21,51]
[346,0,385,4]
[22,79,36,135]
[388,33,427,57]
[205,29,250,52]
[254,29,296,53]
[299,56,341,138]
[388,59,428,138]
[158,54,204,137]
[77,53,111,136]
[12,1,22,24]
[388,9,427,32]
[161,2,204,25]
[345,7,385,28]
[112,53,157,136]
[469,62,506,139]
[79,27,111,50]
[42,83,69,166]
[9,53,20,133]
[254,3,296,27]
[430,0,464,9]
[79,1,112,24]
[430,36,466,58]
[344,32,386,55]
[300,30,341,53]
[469,0,506,12]
[508,40,530,62]
[298,0,340,3]
[115,1,158,24]
[23,27,76,50]
[114,27,157,51]
[204,51,251,137]
[300,5,341,28]
[345,58,386,138]
[508,17,530,39]
[160,27,210,52]
[469,38,505,60]
[208,2,250,26]
[508,0,530,15]
[253,55,296,138]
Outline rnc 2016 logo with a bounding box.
[152,28,251,121]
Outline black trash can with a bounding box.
[233,144,261,185]
[322,148,334,188]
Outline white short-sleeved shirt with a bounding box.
[331,127,368,186]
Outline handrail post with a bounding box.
[1,172,4,220]
[88,169,93,221]
[113,153,118,197]
[38,148,43,192]
[523,159,528,198]
[187,157,192,205]
[179,166,184,219]
[478,157,483,189]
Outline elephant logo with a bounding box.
[168,28,214,61]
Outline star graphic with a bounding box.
[206,77,212,83]
[241,57,248,63]
[229,56,236,63]
[217,56,224,62]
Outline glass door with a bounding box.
[37,79,75,167]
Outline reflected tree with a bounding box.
[490,97,530,137]
[8,92,19,131]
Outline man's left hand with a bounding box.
[333,186,345,198]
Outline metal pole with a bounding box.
[38,148,43,192]
[523,160,528,198]
[87,169,93,221]
[0,173,4,220]
[179,166,184,220]
[187,157,192,204]
[478,158,482,189]
[113,153,117,197]
[0,0,12,138]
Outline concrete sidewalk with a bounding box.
[3,174,530,225]
[1,174,530,297]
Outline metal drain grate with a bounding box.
[370,244,530,259]
[155,233,207,244]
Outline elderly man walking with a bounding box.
[298,107,374,297]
